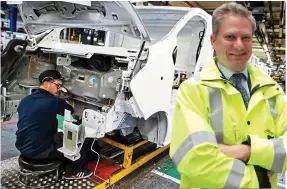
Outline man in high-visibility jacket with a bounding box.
[170,2,287,188]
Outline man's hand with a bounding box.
[268,171,274,177]
[65,98,73,107]
[219,144,251,161]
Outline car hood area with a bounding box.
[18,1,151,42]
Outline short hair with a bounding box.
[212,2,256,36]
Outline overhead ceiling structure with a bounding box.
[1,1,285,64]
[150,1,286,64]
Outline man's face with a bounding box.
[48,80,63,95]
[210,14,253,72]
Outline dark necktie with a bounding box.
[230,73,249,108]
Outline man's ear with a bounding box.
[210,34,216,49]
[41,81,50,89]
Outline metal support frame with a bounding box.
[278,1,285,48]
[93,137,169,189]
[18,168,60,188]
[9,6,17,32]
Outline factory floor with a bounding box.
[1,119,180,189]
[2,120,285,189]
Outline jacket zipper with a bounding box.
[249,84,276,97]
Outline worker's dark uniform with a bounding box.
[16,88,92,174]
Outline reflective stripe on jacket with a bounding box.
[170,58,287,188]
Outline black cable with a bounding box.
[196,28,205,63]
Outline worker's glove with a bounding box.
[72,115,82,125]
[2,39,27,55]
[65,98,73,106]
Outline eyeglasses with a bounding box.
[51,82,62,89]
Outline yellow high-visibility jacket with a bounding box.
[170,58,287,188]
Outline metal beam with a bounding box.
[268,1,276,44]
[168,1,189,7]
[270,39,286,45]
[266,28,285,33]
[147,1,169,6]
[253,45,263,48]
[183,1,203,8]
[266,12,282,19]
[278,1,285,47]
[183,1,195,7]
[272,47,286,50]
[253,48,266,53]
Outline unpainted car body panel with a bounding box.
[18,1,151,42]
[1,2,213,149]
[131,7,213,120]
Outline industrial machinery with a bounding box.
[1,1,213,188]
[271,63,286,91]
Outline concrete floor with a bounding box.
[1,121,286,189]
[1,121,180,189]
[113,151,179,189]
[1,123,20,160]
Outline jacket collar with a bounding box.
[216,61,248,80]
[37,88,54,96]
[200,57,276,88]
[200,57,223,81]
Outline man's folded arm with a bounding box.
[247,93,287,173]
[170,81,259,188]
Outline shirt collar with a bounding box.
[216,62,248,80]
[37,88,53,95]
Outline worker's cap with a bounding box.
[39,70,64,84]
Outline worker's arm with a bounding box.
[170,80,259,188]
[247,92,287,173]
[219,144,251,161]
[57,98,74,116]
